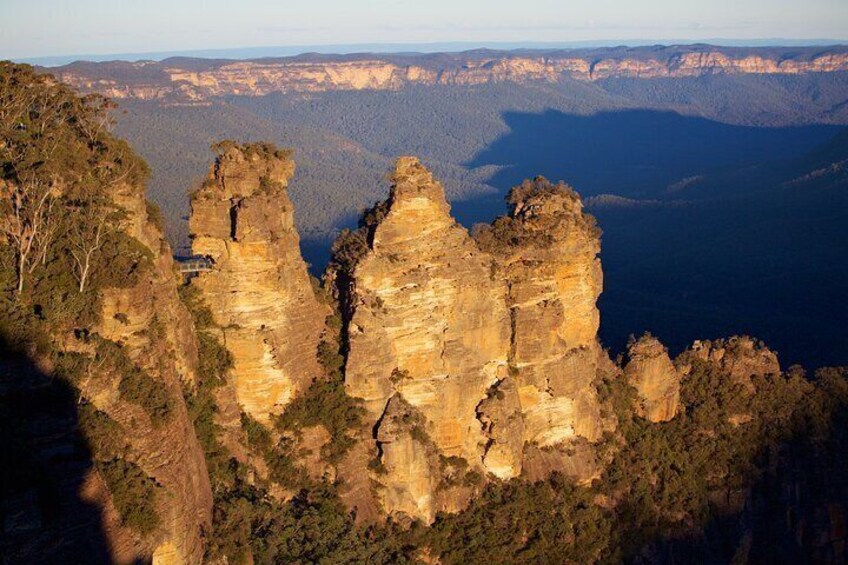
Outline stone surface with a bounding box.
[678,336,781,391]
[476,178,608,479]
[189,143,328,423]
[373,395,443,523]
[476,378,525,480]
[343,157,511,463]
[334,164,611,520]
[624,334,681,423]
[336,158,510,520]
[86,180,213,564]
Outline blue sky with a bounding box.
[2,0,847,59]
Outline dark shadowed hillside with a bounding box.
[590,128,848,368]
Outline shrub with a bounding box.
[275,378,365,464]
[98,458,160,535]
[118,367,172,425]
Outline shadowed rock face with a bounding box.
[476,178,609,480]
[625,334,681,423]
[82,179,213,564]
[189,143,327,423]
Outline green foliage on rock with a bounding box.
[275,378,365,465]
[98,458,161,535]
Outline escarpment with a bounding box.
[189,142,328,423]
[54,46,848,101]
[81,179,213,564]
[0,63,212,564]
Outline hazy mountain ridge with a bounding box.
[49,45,848,102]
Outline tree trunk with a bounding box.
[16,251,26,294]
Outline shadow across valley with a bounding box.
[467,109,840,199]
[457,109,846,368]
[298,108,845,368]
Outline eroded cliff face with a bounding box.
[54,47,848,101]
[332,162,613,520]
[624,334,681,423]
[476,178,610,481]
[77,180,213,564]
[189,143,327,423]
[339,157,509,520]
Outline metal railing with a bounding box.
[175,256,214,274]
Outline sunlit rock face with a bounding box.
[337,157,510,520]
[335,165,612,520]
[677,336,781,391]
[55,49,848,101]
[373,395,443,523]
[476,178,609,481]
[624,334,681,423]
[343,157,511,458]
[189,143,327,423]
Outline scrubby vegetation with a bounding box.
[275,378,365,464]
[0,62,155,337]
[98,458,161,535]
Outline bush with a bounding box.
[98,458,160,535]
[118,367,172,425]
[275,378,365,464]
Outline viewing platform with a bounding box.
[175,256,214,274]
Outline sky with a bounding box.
[2,0,847,60]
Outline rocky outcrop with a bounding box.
[372,396,444,523]
[337,157,509,520]
[624,334,681,422]
[189,142,327,423]
[476,379,525,479]
[476,178,608,481]
[54,46,848,102]
[677,336,781,391]
[333,164,612,519]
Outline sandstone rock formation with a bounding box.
[373,396,443,523]
[624,334,681,422]
[476,177,609,480]
[189,142,327,423]
[55,47,848,101]
[332,163,612,520]
[336,157,510,519]
[678,336,781,391]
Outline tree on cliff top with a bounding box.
[0,62,148,303]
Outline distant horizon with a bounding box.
[13,38,848,68]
